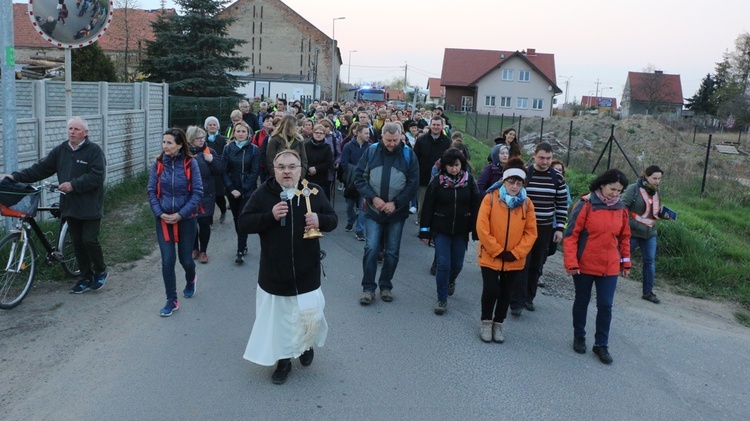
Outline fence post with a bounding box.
[539,118,544,141]
[142,82,151,171]
[484,112,490,139]
[473,111,478,136]
[701,134,712,196]
[99,82,109,158]
[693,126,697,143]
[500,114,504,133]
[518,115,522,140]
[566,120,572,166]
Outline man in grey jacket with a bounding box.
[8,116,108,294]
[353,123,419,305]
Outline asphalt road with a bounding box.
[1,190,749,420]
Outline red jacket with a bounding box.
[563,193,631,276]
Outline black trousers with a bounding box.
[227,194,250,252]
[511,224,552,308]
[481,267,524,322]
[66,217,106,277]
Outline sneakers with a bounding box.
[380,289,394,302]
[355,232,365,241]
[434,300,447,315]
[344,223,353,232]
[642,292,661,304]
[199,252,208,264]
[510,307,523,317]
[219,212,227,224]
[235,252,244,264]
[160,299,179,317]
[70,277,92,294]
[492,322,505,343]
[409,206,417,214]
[573,337,586,354]
[447,282,456,296]
[89,271,108,291]
[300,348,314,367]
[359,291,375,305]
[192,249,199,260]
[480,320,493,342]
[271,358,292,384]
[183,275,197,298]
[524,301,536,312]
[592,345,613,364]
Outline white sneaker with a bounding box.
[480,320,493,343]
[409,206,417,214]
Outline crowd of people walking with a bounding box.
[7,101,671,385]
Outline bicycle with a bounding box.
[0,181,80,309]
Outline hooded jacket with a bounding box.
[147,152,203,220]
[222,141,260,198]
[476,187,537,271]
[563,192,632,277]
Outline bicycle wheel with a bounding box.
[58,221,80,278]
[0,232,37,310]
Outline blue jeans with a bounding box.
[572,274,618,346]
[346,196,365,233]
[433,233,467,301]
[361,216,406,292]
[156,218,197,301]
[631,236,656,295]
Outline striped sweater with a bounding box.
[525,167,568,229]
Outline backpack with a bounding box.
[155,157,204,215]
[364,142,411,169]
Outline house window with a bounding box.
[502,69,514,81]
[532,98,544,110]
[519,70,530,82]
[517,97,528,109]
[485,96,496,107]
[500,97,511,108]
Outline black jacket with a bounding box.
[189,145,225,217]
[239,178,338,296]
[413,132,451,186]
[12,137,106,220]
[304,139,334,187]
[222,141,261,198]
[419,173,481,242]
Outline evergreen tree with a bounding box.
[686,73,718,115]
[139,0,247,97]
[72,43,118,82]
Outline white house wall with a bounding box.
[475,56,555,118]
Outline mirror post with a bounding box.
[65,48,72,119]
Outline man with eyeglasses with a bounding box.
[510,142,568,316]
[238,99,260,134]
[5,116,108,294]
[353,123,419,305]
[239,149,337,385]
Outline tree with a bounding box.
[685,73,718,115]
[111,0,142,82]
[140,0,247,97]
[72,43,118,82]
[710,33,750,126]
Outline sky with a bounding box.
[109,0,750,104]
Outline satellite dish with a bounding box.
[27,0,114,49]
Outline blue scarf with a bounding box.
[235,140,248,148]
[500,185,527,209]
[208,133,216,143]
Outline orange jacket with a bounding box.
[476,190,537,271]
[563,193,631,276]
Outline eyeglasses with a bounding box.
[274,164,300,171]
[195,136,205,141]
[504,179,525,187]
[313,131,326,135]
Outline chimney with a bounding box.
[654,70,663,74]
[527,48,536,56]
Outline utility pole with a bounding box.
[1,0,19,181]
[404,62,408,99]
[595,79,601,98]
[559,75,572,107]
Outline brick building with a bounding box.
[218,0,341,101]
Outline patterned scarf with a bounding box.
[439,171,468,189]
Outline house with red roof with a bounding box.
[426,77,445,105]
[12,3,173,81]
[621,71,683,118]
[439,48,561,117]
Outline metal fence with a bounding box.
[168,96,241,129]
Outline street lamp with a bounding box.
[331,16,345,101]
[347,50,357,84]
[587,91,596,107]
[600,87,612,98]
